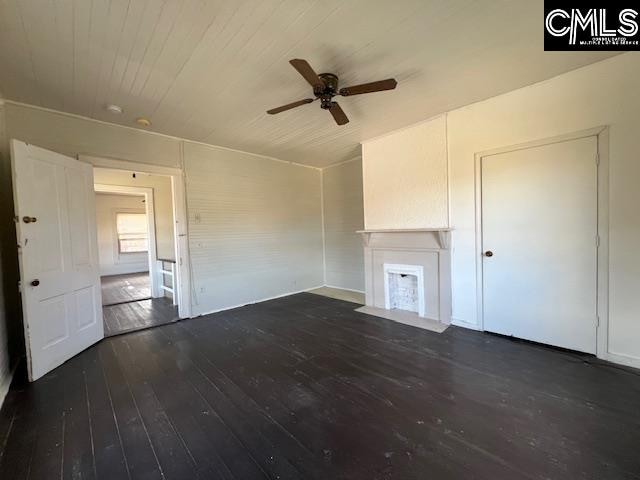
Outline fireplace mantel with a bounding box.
[357,228,453,249]
[358,228,452,329]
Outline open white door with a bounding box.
[11,140,103,381]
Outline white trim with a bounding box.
[320,170,327,286]
[445,113,452,228]
[321,155,362,170]
[88,155,192,318]
[5,100,321,171]
[172,171,192,318]
[383,263,426,318]
[473,127,610,359]
[194,285,325,317]
[360,113,447,145]
[451,317,482,331]
[94,184,162,298]
[602,351,640,370]
[324,284,365,294]
[82,155,182,176]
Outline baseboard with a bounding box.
[192,285,325,318]
[100,267,149,277]
[0,364,16,411]
[323,284,365,294]
[451,317,482,331]
[602,351,640,370]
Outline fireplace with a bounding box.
[356,229,452,331]
[383,263,425,317]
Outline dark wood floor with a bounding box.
[101,272,151,306]
[1,293,639,479]
[103,297,179,337]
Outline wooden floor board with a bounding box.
[82,347,131,479]
[98,341,164,480]
[149,324,305,479]
[1,293,639,479]
[101,272,151,306]
[103,297,178,337]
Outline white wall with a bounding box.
[322,158,365,292]
[0,102,325,385]
[360,53,640,367]
[94,169,175,261]
[448,53,640,366]
[184,142,324,315]
[95,193,148,276]
[362,115,448,229]
[4,103,180,167]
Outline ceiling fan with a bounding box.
[267,59,397,126]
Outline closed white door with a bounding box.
[11,140,103,381]
[481,136,598,354]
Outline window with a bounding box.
[116,212,148,253]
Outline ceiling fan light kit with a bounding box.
[267,58,397,126]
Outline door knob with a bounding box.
[484,251,493,257]
[31,279,40,286]
[22,216,37,223]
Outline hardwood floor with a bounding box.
[103,297,179,337]
[101,272,151,306]
[1,293,639,479]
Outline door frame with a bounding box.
[79,155,192,319]
[473,126,609,359]
[94,184,162,298]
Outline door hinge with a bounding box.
[595,153,600,166]
[595,235,600,248]
[596,315,600,327]
[17,280,21,293]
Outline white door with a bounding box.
[11,140,103,381]
[481,136,598,353]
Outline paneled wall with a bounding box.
[0,103,325,388]
[184,142,324,315]
[361,115,448,229]
[322,158,365,292]
[5,103,180,167]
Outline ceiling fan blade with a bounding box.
[289,59,324,90]
[266,98,314,114]
[329,102,349,126]
[339,78,397,96]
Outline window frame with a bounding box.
[112,208,149,257]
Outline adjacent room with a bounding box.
[0,2,638,479]
[94,167,180,336]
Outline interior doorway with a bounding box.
[479,135,599,354]
[95,190,152,306]
[94,169,180,336]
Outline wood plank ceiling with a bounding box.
[0,0,616,167]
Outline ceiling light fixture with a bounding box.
[135,117,151,127]
[105,104,123,114]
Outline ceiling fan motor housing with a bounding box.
[318,73,339,109]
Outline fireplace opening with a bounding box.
[388,272,419,313]
[383,263,426,317]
